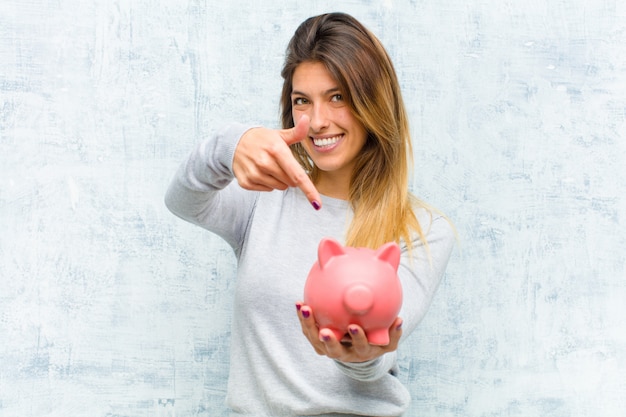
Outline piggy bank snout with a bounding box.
[343,284,374,315]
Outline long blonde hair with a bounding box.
[280,13,427,250]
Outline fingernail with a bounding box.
[349,326,359,335]
[311,200,321,210]
[396,321,403,331]
[295,303,302,311]
[321,334,331,342]
[302,309,310,319]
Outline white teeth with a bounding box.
[313,136,341,147]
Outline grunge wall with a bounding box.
[1,1,624,416]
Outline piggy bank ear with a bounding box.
[318,238,346,269]
[376,242,401,271]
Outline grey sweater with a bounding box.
[164,123,455,416]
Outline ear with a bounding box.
[375,242,401,271]
[318,238,346,269]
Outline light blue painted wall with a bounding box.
[1,0,624,416]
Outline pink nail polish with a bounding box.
[311,200,321,210]
[302,309,310,319]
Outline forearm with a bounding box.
[164,123,258,248]
[398,213,456,339]
[165,123,249,210]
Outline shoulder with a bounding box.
[410,206,457,258]
[414,205,454,234]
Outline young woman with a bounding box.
[165,12,455,417]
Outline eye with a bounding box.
[331,93,343,102]
[293,97,309,106]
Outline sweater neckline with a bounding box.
[319,193,350,210]
[286,187,350,211]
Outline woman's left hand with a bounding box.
[295,302,403,363]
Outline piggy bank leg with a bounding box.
[366,328,390,346]
[319,327,345,343]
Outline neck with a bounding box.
[315,173,350,200]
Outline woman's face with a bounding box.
[291,61,368,186]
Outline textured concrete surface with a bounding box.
[1,1,625,416]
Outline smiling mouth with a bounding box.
[312,134,343,148]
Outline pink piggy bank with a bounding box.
[303,237,403,346]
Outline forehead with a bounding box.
[292,61,338,92]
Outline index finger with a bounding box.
[277,120,322,209]
[279,156,321,210]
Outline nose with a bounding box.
[309,103,330,132]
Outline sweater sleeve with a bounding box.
[333,352,399,382]
[334,211,455,381]
[164,123,259,251]
[397,212,456,338]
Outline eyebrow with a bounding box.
[291,87,341,96]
